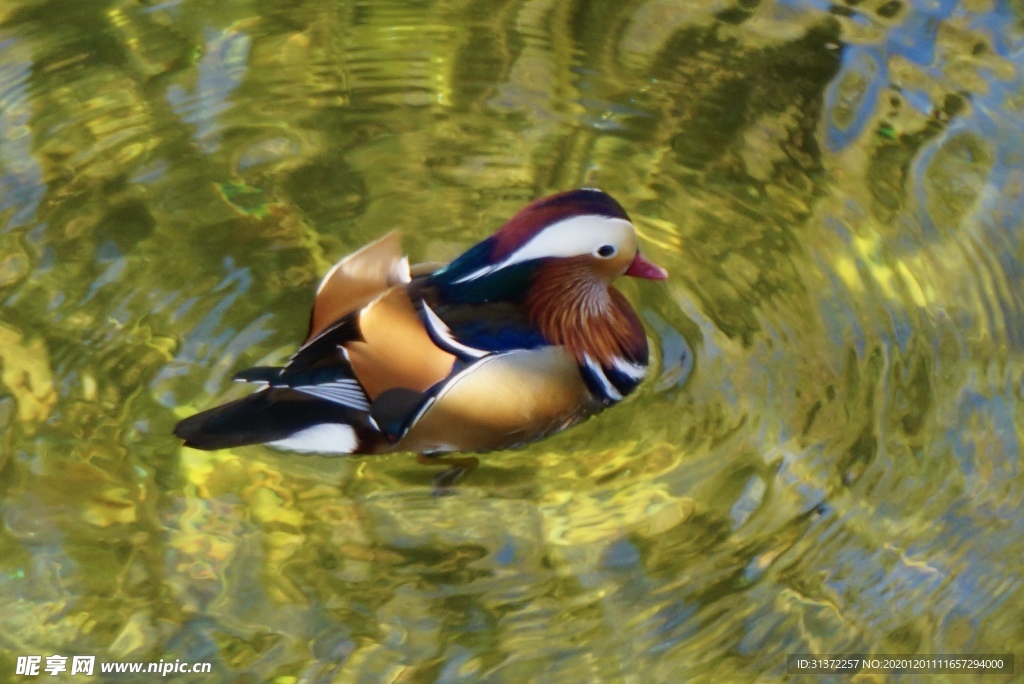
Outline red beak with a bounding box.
[624,252,668,280]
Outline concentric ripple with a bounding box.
[0,0,1021,681]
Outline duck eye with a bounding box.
[596,244,616,258]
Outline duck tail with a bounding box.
[173,388,381,454]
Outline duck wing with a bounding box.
[173,387,382,453]
[304,231,409,343]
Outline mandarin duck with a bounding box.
[174,189,667,468]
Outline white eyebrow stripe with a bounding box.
[612,356,647,381]
[584,353,622,402]
[421,301,489,359]
[453,215,634,284]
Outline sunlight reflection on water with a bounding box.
[0,0,1022,680]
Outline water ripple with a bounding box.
[0,37,43,232]
[0,0,1022,680]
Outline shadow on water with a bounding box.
[0,0,1022,681]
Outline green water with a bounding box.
[1,0,1022,681]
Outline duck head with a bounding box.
[431,188,666,366]
[434,188,666,291]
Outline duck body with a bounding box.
[174,189,667,456]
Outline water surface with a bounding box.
[0,0,1022,681]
